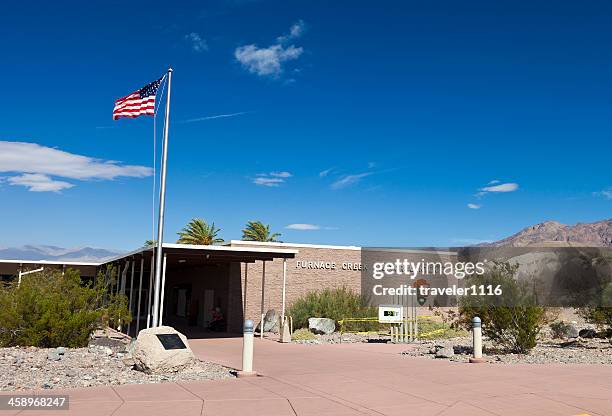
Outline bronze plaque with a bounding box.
[156,334,187,350]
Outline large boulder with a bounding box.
[256,309,280,333]
[131,326,195,374]
[308,318,335,335]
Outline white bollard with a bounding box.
[469,316,486,363]
[238,319,257,377]
[279,317,291,343]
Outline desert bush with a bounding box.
[578,307,612,330]
[549,321,574,339]
[288,286,376,330]
[578,280,612,331]
[291,328,317,341]
[418,319,469,339]
[0,267,131,348]
[458,262,547,353]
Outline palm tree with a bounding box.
[177,218,223,245]
[241,220,281,242]
[144,239,156,247]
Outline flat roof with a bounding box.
[99,242,298,265]
[229,240,361,251]
[0,243,298,267]
[0,259,101,266]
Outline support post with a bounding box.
[17,266,44,288]
[414,303,418,340]
[127,259,135,335]
[118,261,129,332]
[115,263,121,295]
[136,257,144,334]
[146,252,154,329]
[237,320,257,378]
[243,263,248,315]
[281,258,287,324]
[159,253,167,326]
[279,258,291,343]
[152,68,173,328]
[260,260,266,339]
[120,261,129,294]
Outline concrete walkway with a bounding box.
[5,338,612,415]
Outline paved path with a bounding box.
[3,338,612,415]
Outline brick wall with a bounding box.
[228,242,363,331]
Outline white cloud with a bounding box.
[185,32,208,52]
[235,44,303,77]
[319,168,334,177]
[593,187,612,200]
[277,20,306,43]
[235,21,306,78]
[467,203,481,209]
[252,177,284,187]
[331,172,373,190]
[479,182,519,193]
[488,179,500,185]
[252,171,293,187]
[0,141,152,192]
[285,223,320,230]
[8,174,74,192]
[269,171,292,178]
[181,112,247,123]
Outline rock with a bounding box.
[579,329,597,339]
[122,357,136,367]
[560,339,579,348]
[131,326,195,374]
[435,346,455,359]
[566,324,579,338]
[308,318,336,335]
[104,347,113,356]
[255,309,280,333]
[56,347,66,355]
[47,351,61,361]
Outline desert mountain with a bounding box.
[488,219,612,247]
[0,245,124,262]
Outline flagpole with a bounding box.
[152,67,172,328]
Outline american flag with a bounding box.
[113,77,163,120]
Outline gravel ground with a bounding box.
[291,332,391,344]
[401,336,612,365]
[0,344,233,391]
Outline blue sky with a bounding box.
[0,0,610,250]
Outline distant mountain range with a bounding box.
[0,245,124,262]
[1,219,610,262]
[486,219,612,247]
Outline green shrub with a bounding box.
[458,262,547,354]
[0,267,131,348]
[418,319,469,339]
[291,328,317,341]
[288,286,376,330]
[549,321,574,339]
[578,307,612,330]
